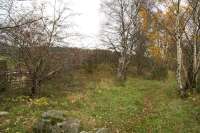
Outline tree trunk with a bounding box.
[193,41,197,91]
[192,23,200,92]
[185,65,196,92]
[176,2,185,97]
[31,78,38,97]
[185,25,199,93]
[0,60,8,92]
[176,36,185,96]
[117,56,128,81]
[136,62,143,75]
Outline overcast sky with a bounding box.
[33,0,102,48]
[3,0,102,48]
[70,0,102,48]
[71,0,101,36]
[2,0,187,48]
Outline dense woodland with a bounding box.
[0,0,200,133]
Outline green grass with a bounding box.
[0,73,200,133]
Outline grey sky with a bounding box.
[1,0,102,48]
[70,0,102,48]
[33,0,102,48]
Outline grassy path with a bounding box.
[0,77,200,133]
[62,77,199,133]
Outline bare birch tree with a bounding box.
[190,0,200,90]
[175,0,185,96]
[4,1,73,96]
[158,0,200,96]
[0,0,42,30]
[101,0,142,81]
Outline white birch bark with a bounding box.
[193,1,200,90]
[176,0,184,95]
